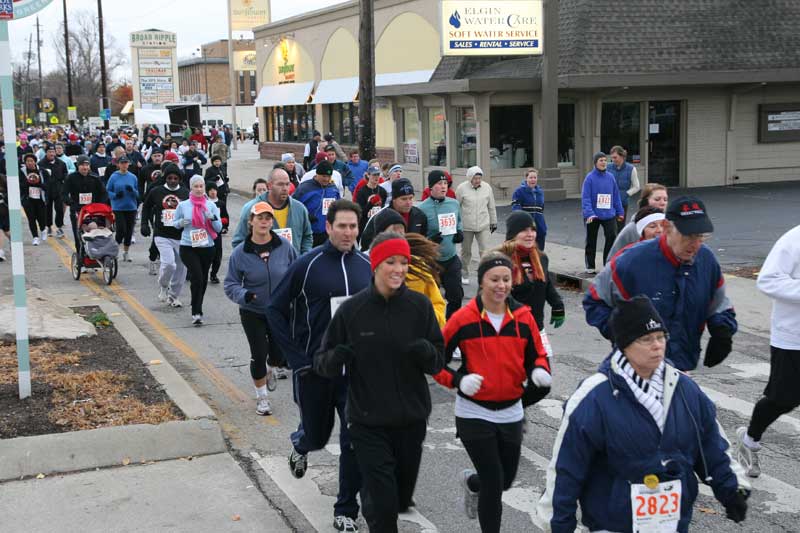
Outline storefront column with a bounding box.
[474,93,491,178]
[389,97,404,167]
[441,94,456,171]
[316,104,329,137]
[413,96,426,190]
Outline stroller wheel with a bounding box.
[71,253,82,280]
[112,258,119,279]
[102,257,114,285]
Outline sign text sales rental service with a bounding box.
[441,1,543,56]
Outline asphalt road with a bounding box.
[496,181,800,268]
[9,189,800,532]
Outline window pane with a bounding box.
[558,103,575,167]
[402,107,419,164]
[428,107,446,166]
[351,103,360,146]
[489,105,532,168]
[601,102,640,162]
[341,103,352,145]
[456,106,477,168]
[277,108,285,142]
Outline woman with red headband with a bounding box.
[315,232,445,533]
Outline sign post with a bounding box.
[0,0,54,399]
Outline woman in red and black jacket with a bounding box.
[434,251,551,533]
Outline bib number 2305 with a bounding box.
[631,481,681,532]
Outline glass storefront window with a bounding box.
[263,105,315,142]
[558,103,576,167]
[402,107,419,164]
[427,107,446,166]
[601,102,641,162]
[327,103,358,145]
[489,105,532,169]
[456,106,477,168]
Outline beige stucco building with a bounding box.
[253,0,800,199]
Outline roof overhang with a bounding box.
[561,68,800,89]
[313,77,359,105]
[254,81,314,107]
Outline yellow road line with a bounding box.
[46,237,280,425]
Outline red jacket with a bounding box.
[434,296,549,408]
[189,133,207,150]
[353,176,384,199]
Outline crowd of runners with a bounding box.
[1,124,799,533]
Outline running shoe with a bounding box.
[32,237,40,246]
[274,367,289,380]
[149,261,158,275]
[255,396,272,416]
[192,314,203,326]
[584,268,596,275]
[158,287,169,302]
[288,449,308,479]
[47,227,53,236]
[209,274,220,284]
[131,236,136,244]
[266,367,277,392]
[461,469,479,519]
[736,426,761,478]
[333,516,358,532]
[40,230,48,242]
[167,295,183,308]
[56,228,65,239]
[122,251,130,262]
[0,249,6,261]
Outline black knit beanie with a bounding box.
[610,295,668,350]
[428,169,447,189]
[373,208,406,235]
[477,254,513,286]
[505,211,537,241]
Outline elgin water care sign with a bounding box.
[441,0,543,56]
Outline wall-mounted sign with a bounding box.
[35,97,57,113]
[230,0,270,31]
[130,30,178,107]
[234,50,257,72]
[277,39,295,84]
[0,0,53,20]
[441,0,543,56]
[758,103,800,143]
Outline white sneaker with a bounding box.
[56,228,65,239]
[167,295,183,308]
[584,268,596,275]
[736,427,761,478]
[158,287,169,302]
[266,367,278,392]
[40,230,48,242]
[461,277,470,285]
[191,314,203,326]
[274,367,289,380]
[131,236,136,244]
[32,237,40,246]
[256,396,272,416]
[122,251,130,262]
[149,260,158,275]
[0,249,6,261]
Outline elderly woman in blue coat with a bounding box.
[538,295,750,533]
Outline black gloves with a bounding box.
[453,230,464,244]
[125,185,134,193]
[244,291,257,303]
[725,489,748,523]
[704,324,733,367]
[489,224,497,233]
[115,190,124,199]
[429,232,443,244]
[333,344,356,365]
[140,223,151,237]
[405,338,433,357]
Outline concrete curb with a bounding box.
[0,297,226,482]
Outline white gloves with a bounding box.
[204,209,214,220]
[180,218,191,227]
[531,367,552,388]
[459,374,484,397]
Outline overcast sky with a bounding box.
[8,0,350,78]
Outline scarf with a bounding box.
[512,244,545,285]
[613,350,665,432]
[190,194,218,240]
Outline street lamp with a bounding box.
[194,46,209,112]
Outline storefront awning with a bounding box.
[133,108,171,125]
[120,101,135,115]
[254,81,315,107]
[312,77,359,104]
[376,69,434,87]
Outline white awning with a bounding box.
[254,81,314,107]
[120,101,135,115]
[133,108,171,125]
[377,69,434,87]
[312,77,359,104]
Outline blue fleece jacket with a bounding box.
[511,180,547,249]
[292,178,341,234]
[346,160,369,192]
[106,171,139,211]
[171,197,222,247]
[581,168,624,221]
[266,241,371,372]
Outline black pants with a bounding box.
[114,210,136,247]
[312,232,328,247]
[747,346,800,441]
[291,372,361,519]
[179,245,215,315]
[69,207,81,251]
[439,256,464,319]
[46,183,64,228]
[350,420,427,533]
[239,308,285,380]
[210,235,223,277]
[457,417,523,533]
[585,218,618,269]
[23,200,47,238]
[617,204,629,233]
[149,237,160,261]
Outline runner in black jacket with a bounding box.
[63,156,107,250]
[315,232,444,533]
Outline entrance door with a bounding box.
[648,101,681,187]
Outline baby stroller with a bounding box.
[71,203,119,285]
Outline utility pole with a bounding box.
[35,17,42,125]
[357,0,376,160]
[97,0,109,130]
[63,0,74,127]
[226,0,238,150]
[24,33,32,125]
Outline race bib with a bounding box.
[98,166,107,177]
[438,212,457,236]
[274,227,293,244]
[161,209,176,225]
[322,197,335,215]
[190,228,208,247]
[596,193,611,210]
[631,480,681,533]
[28,187,41,200]
[79,192,93,205]
[368,206,381,219]
[330,295,351,317]
[539,329,554,358]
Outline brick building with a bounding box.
[178,39,258,106]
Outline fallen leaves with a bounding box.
[148,359,162,366]
[231,515,241,522]
[35,473,45,479]
[122,457,131,466]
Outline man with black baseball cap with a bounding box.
[584,195,737,371]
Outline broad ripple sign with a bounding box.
[441,0,543,56]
